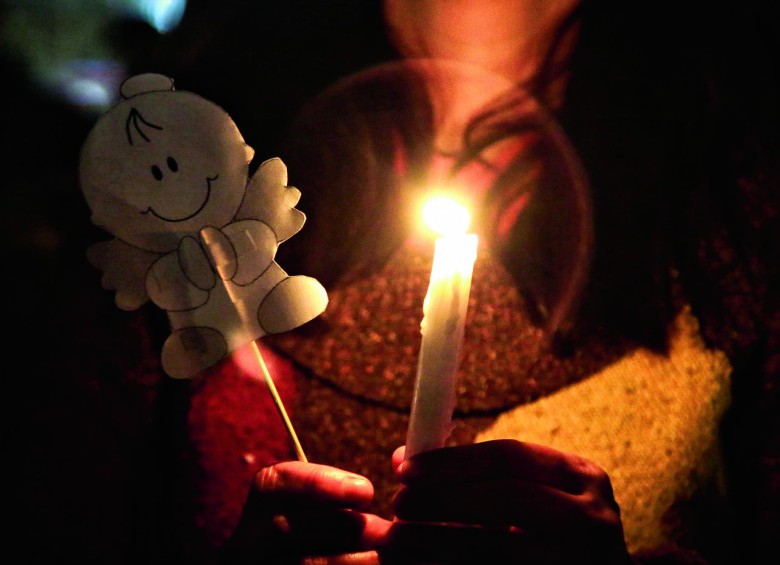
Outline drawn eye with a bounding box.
[167,156,178,172]
[151,165,163,181]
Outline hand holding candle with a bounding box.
[405,197,478,458]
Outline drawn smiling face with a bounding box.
[142,153,216,223]
[80,88,254,253]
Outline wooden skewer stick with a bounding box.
[250,340,308,462]
[198,228,308,462]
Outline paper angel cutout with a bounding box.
[79,73,328,379]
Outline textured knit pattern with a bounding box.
[476,305,732,554]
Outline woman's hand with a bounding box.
[220,461,391,564]
[383,439,631,564]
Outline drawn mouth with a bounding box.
[143,175,218,222]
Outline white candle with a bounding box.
[405,197,478,458]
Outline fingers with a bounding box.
[393,440,621,530]
[395,439,601,495]
[391,446,405,471]
[381,520,631,565]
[393,477,583,529]
[221,462,380,564]
[223,508,389,565]
[254,461,374,510]
[389,440,629,563]
[379,522,554,565]
[283,511,391,550]
[274,509,391,555]
[301,551,381,565]
[395,481,623,543]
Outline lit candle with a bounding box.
[405,197,478,458]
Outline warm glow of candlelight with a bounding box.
[406,194,478,458]
[422,196,471,236]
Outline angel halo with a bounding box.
[79,73,328,379]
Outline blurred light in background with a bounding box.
[1,0,187,113]
[50,58,127,111]
[112,0,187,34]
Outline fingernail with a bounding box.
[343,475,369,489]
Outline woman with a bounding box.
[210,1,777,563]
[10,0,776,563]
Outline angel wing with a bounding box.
[236,157,306,243]
[86,239,160,310]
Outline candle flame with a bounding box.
[423,196,470,237]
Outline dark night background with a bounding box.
[3,1,778,563]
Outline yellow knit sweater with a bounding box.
[476,305,732,553]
